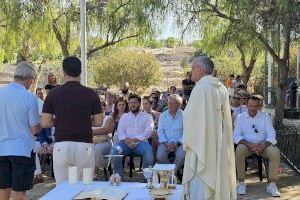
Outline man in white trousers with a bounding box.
[41,56,103,185]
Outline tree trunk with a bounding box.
[30,60,46,93]
[52,19,70,58]
[242,68,251,86]
[236,43,257,87]
[274,60,288,128]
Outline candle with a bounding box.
[68,166,78,184]
[83,168,93,185]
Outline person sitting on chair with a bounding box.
[110,94,154,178]
[234,95,280,197]
[156,94,185,176]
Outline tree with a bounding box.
[173,0,300,125]
[0,0,62,92]
[89,48,162,92]
[166,37,176,48]
[32,0,167,58]
[193,18,263,86]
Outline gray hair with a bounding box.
[168,94,183,105]
[192,56,214,75]
[14,61,37,81]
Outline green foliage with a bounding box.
[166,37,176,48]
[180,59,190,75]
[89,48,162,92]
[145,39,164,49]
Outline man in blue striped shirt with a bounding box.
[0,62,40,200]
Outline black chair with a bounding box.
[245,155,269,182]
[40,153,54,177]
[123,153,143,177]
[103,165,113,180]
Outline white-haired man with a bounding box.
[157,94,185,175]
[0,62,40,200]
[181,56,236,200]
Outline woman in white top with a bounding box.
[93,97,129,179]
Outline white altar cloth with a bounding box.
[40,181,183,200]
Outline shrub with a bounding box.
[89,48,162,93]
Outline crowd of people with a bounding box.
[0,55,282,200]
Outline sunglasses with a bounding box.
[252,124,258,133]
[233,97,241,100]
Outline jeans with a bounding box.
[111,140,154,177]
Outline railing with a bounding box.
[277,130,300,174]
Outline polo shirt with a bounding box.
[42,81,102,143]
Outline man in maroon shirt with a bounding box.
[41,56,103,185]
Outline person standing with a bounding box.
[0,62,40,200]
[181,56,236,200]
[226,74,235,97]
[45,72,60,94]
[41,56,103,185]
[182,72,195,100]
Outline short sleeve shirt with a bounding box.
[42,81,102,143]
[0,83,39,157]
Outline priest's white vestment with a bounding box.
[181,75,237,200]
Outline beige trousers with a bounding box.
[53,141,95,185]
[235,144,280,181]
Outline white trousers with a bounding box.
[53,141,95,185]
[34,141,43,176]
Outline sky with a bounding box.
[156,13,201,43]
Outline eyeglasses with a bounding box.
[233,97,241,100]
[252,124,258,133]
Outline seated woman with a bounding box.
[93,97,129,179]
[142,96,161,152]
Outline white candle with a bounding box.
[82,168,93,185]
[68,166,78,184]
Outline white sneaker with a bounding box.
[237,182,246,195]
[267,183,281,197]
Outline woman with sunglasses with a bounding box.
[231,93,247,122]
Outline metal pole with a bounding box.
[297,48,300,84]
[297,48,300,108]
[80,0,87,86]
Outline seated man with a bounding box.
[156,94,184,175]
[39,127,55,153]
[234,95,280,197]
[111,94,154,177]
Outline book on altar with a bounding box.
[73,187,128,200]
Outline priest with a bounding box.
[181,56,236,200]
